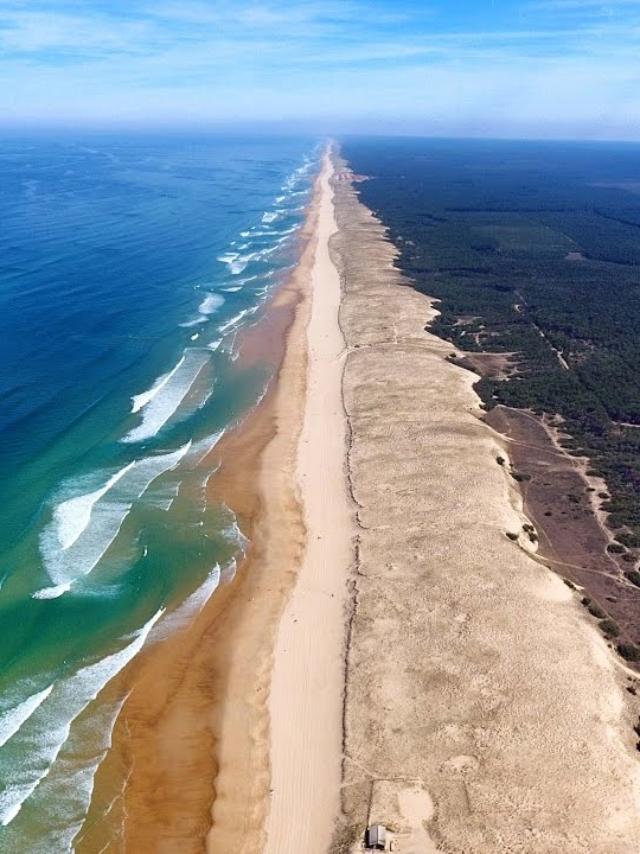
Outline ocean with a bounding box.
[0,131,319,849]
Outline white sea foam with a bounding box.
[257,245,277,258]
[123,349,209,443]
[229,256,252,275]
[145,479,180,512]
[36,694,129,853]
[221,286,242,293]
[207,338,223,351]
[217,308,252,334]
[54,462,135,551]
[225,517,249,555]
[278,223,299,235]
[130,356,185,414]
[179,316,208,328]
[283,165,310,190]
[150,565,221,642]
[198,293,225,315]
[218,248,255,275]
[32,582,72,600]
[248,228,278,237]
[220,557,238,584]
[198,386,214,411]
[0,686,54,749]
[262,211,278,224]
[217,251,238,264]
[0,609,163,828]
[219,502,250,557]
[146,497,172,512]
[37,443,191,590]
[190,333,199,341]
[187,430,225,466]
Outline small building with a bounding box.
[365,824,387,850]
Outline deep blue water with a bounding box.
[0,132,318,848]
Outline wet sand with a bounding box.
[331,155,640,852]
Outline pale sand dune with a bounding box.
[331,156,640,852]
[264,152,354,852]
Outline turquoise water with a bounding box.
[0,132,319,848]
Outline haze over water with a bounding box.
[0,132,318,848]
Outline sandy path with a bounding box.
[264,151,352,853]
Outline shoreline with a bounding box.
[204,154,321,852]
[78,154,324,852]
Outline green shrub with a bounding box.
[599,618,620,637]
[587,602,606,619]
[618,643,640,662]
[615,531,640,549]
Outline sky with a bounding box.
[1,0,640,138]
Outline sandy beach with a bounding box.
[264,152,352,853]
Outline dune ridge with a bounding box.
[331,152,640,852]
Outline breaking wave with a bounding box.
[0,609,163,828]
[123,350,209,443]
[37,443,191,593]
[0,686,54,750]
[198,293,225,315]
[130,356,186,414]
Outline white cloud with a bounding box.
[0,0,639,138]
